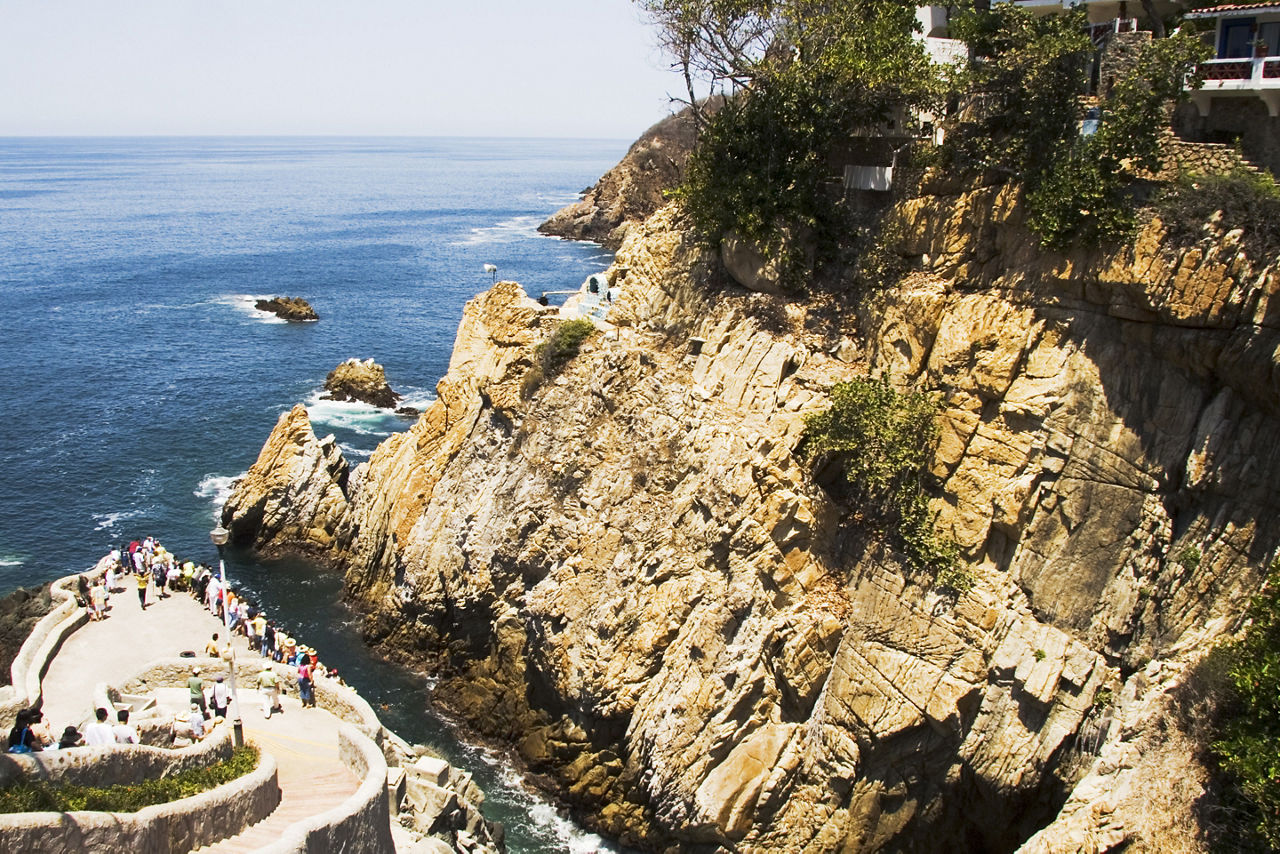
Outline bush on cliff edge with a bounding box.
[802,375,968,591]
[520,319,596,399]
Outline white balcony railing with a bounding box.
[1192,57,1280,116]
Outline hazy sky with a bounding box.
[0,0,682,138]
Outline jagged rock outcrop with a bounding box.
[255,296,319,321]
[221,404,349,554]
[227,188,1280,852]
[538,102,715,249]
[323,358,401,409]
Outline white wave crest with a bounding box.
[338,443,373,461]
[490,761,619,853]
[395,388,437,412]
[92,509,145,532]
[0,556,25,568]
[195,473,243,518]
[304,392,399,437]
[525,800,618,853]
[211,294,288,324]
[454,215,544,246]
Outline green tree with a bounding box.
[641,0,946,284]
[803,376,966,589]
[1213,560,1280,848]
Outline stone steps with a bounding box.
[194,766,358,854]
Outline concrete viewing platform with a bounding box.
[0,560,503,853]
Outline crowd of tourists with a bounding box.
[9,535,347,753]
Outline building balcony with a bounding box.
[1191,57,1280,116]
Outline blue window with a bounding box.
[1221,18,1256,58]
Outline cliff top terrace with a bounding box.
[0,557,433,853]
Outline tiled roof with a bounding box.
[1185,2,1280,17]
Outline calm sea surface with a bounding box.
[0,136,626,852]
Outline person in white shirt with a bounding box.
[112,709,138,744]
[84,708,114,746]
[187,704,206,740]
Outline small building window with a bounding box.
[1259,21,1280,56]
[1221,18,1256,59]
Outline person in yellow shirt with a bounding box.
[136,570,149,610]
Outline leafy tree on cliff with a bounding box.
[638,0,949,282]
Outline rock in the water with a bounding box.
[255,296,319,321]
[323,358,400,409]
[220,404,349,555]
[538,100,719,249]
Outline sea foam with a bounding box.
[304,391,400,438]
[195,472,243,519]
[92,509,145,532]
[211,293,288,324]
[454,215,544,246]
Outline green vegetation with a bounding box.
[521,319,596,399]
[1177,544,1203,573]
[0,744,258,814]
[1034,648,1046,662]
[643,0,945,286]
[802,375,967,591]
[1211,561,1280,849]
[641,0,1212,269]
[945,5,1208,248]
[1155,167,1280,260]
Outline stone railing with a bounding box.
[0,558,109,725]
[0,724,234,788]
[0,747,280,854]
[256,722,393,854]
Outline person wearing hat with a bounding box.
[256,664,282,718]
[188,667,207,717]
[58,725,83,750]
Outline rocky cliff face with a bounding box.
[538,104,712,249]
[224,186,1280,852]
[221,404,350,555]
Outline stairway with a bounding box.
[195,767,358,853]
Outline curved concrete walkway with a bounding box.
[38,584,360,852]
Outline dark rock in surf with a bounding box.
[256,296,319,322]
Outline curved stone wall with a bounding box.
[0,725,235,789]
[0,748,280,854]
[0,558,108,726]
[253,723,392,854]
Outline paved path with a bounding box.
[38,581,360,851]
[42,586,227,729]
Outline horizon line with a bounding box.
[0,132,636,142]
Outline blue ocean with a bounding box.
[0,136,626,852]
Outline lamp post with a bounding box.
[209,526,244,748]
